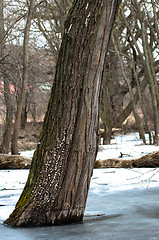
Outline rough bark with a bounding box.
[5,0,121,227]
[95,151,159,168]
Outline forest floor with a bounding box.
[0,121,156,154]
[17,122,43,151]
[0,122,141,152]
[0,121,42,152]
[3,122,42,152]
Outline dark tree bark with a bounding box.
[5,0,121,227]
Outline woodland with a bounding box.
[0,0,159,227]
[0,0,159,154]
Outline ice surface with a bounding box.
[91,168,159,193]
[0,168,159,240]
[19,150,35,158]
[19,132,159,161]
[0,170,29,221]
[97,132,159,160]
[0,133,159,239]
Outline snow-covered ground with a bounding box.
[97,132,159,160]
[1,132,159,239]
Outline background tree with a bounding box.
[0,0,158,155]
[100,0,159,145]
[99,41,128,144]
[0,0,15,153]
[11,0,35,155]
[0,0,59,153]
[34,0,72,60]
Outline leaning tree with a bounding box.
[5,0,121,227]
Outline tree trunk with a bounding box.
[11,0,35,154]
[1,82,14,153]
[113,75,147,128]
[142,21,159,144]
[0,0,4,54]
[0,0,14,153]
[112,33,146,144]
[100,77,113,145]
[21,92,29,130]
[133,61,152,144]
[5,0,121,227]
[141,21,158,144]
[132,0,159,145]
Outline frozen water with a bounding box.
[91,168,159,193]
[1,133,159,239]
[0,168,159,239]
[19,150,35,158]
[0,169,159,239]
[19,132,159,161]
[0,170,29,221]
[97,132,159,160]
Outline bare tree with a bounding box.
[133,0,159,144]
[11,0,35,154]
[100,0,159,145]
[0,0,14,153]
[34,0,72,59]
[112,33,146,143]
[5,0,121,227]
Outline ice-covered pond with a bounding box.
[1,132,159,239]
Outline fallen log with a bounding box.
[1,151,159,169]
[94,158,133,168]
[0,154,32,169]
[132,151,159,168]
[94,151,159,168]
